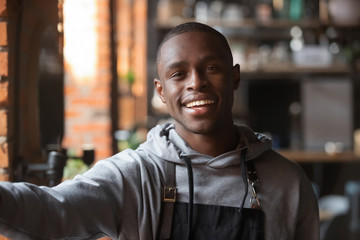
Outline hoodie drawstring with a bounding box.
[237,148,249,231]
[181,156,194,240]
[240,148,248,210]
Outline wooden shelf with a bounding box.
[239,63,350,78]
[157,18,324,29]
[157,17,360,30]
[278,150,360,163]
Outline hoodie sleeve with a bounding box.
[0,150,163,240]
[0,160,122,239]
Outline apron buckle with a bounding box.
[164,187,177,203]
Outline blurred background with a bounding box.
[0,0,360,239]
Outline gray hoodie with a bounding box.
[0,123,319,239]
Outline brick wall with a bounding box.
[0,0,11,239]
[0,0,147,238]
[0,0,63,182]
[0,0,148,178]
[0,0,10,182]
[117,0,148,130]
[62,0,113,161]
[63,0,148,162]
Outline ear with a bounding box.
[154,78,166,103]
[232,64,240,90]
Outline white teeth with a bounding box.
[185,100,215,108]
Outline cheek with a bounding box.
[213,79,231,94]
[163,85,181,105]
[215,80,235,103]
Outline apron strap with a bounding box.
[159,161,176,240]
[158,159,261,239]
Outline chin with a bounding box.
[181,122,219,135]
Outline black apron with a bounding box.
[169,202,265,240]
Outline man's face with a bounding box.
[155,31,240,136]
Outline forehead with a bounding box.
[158,31,230,66]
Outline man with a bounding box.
[0,22,319,239]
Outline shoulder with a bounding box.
[255,149,317,209]
[254,149,311,186]
[83,148,164,181]
[257,150,319,239]
[255,149,318,208]
[86,146,165,180]
[256,150,303,171]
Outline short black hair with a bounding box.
[156,22,233,66]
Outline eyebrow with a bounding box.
[164,61,189,73]
[200,55,222,63]
[165,55,221,70]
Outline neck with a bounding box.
[177,125,239,157]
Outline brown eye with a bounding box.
[206,65,219,72]
[170,71,185,79]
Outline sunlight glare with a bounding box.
[63,0,97,84]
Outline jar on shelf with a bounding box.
[328,0,360,26]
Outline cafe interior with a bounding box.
[0,0,360,239]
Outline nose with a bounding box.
[186,69,207,91]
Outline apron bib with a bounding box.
[170,202,264,240]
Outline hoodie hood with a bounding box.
[139,123,272,168]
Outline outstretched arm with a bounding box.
[0,160,122,239]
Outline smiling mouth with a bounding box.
[185,100,215,108]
